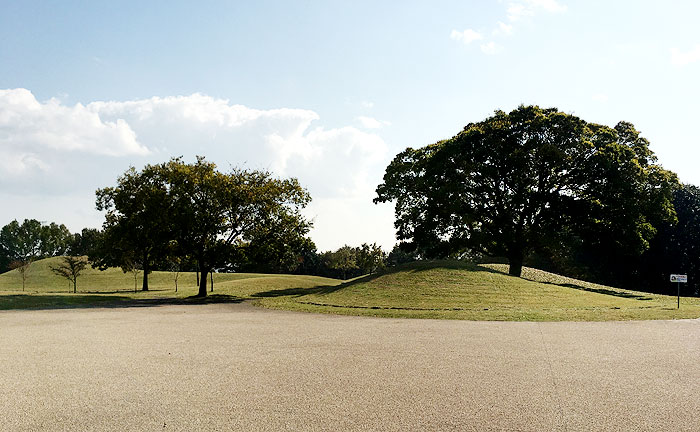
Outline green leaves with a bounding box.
[94,156,312,296]
[375,105,678,277]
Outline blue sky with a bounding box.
[1,0,699,251]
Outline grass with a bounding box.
[0,256,340,310]
[2,258,700,321]
[255,261,700,321]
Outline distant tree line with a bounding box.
[0,215,416,291]
[0,219,93,272]
[285,243,415,280]
[0,219,98,291]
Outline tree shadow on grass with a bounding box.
[251,262,505,299]
[81,288,172,294]
[0,293,244,312]
[556,283,654,300]
[477,263,656,300]
[251,284,343,298]
[396,260,505,276]
[250,261,508,300]
[250,275,383,298]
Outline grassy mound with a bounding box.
[257,261,700,321]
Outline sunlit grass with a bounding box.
[0,257,340,310]
[256,261,700,321]
[3,258,699,321]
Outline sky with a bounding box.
[1,0,699,251]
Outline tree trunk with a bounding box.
[73,279,77,294]
[508,255,524,277]
[198,266,209,297]
[142,259,149,291]
[196,270,199,286]
[210,272,213,292]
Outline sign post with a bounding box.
[670,274,688,309]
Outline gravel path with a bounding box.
[2,303,700,431]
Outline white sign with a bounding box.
[670,274,688,283]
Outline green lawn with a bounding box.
[256,261,700,321]
[2,258,699,321]
[0,257,340,310]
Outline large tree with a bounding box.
[162,157,311,296]
[95,165,173,291]
[375,106,677,277]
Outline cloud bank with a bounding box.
[0,89,395,250]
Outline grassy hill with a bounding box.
[256,261,700,321]
[3,258,700,321]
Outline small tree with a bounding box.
[122,257,142,293]
[51,256,88,293]
[169,258,181,292]
[8,260,32,291]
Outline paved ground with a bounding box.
[2,303,700,431]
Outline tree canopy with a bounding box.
[634,184,700,295]
[92,157,312,296]
[164,157,311,296]
[95,164,173,291]
[375,105,678,277]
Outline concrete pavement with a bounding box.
[2,303,700,431]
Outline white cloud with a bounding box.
[480,42,502,55]
[592,93,609,102]
[450,29,483,44]
[455,1,565,55]
[0,89,393,250]
[507,3,532,22]
[0,88,147,161]
[493,21,514,36]
[507,0,566,21]
[671,45,700,66]
[304,197,395,251]
[525,0,566,13]
[361,101,374,108]
[356,116,391,129]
